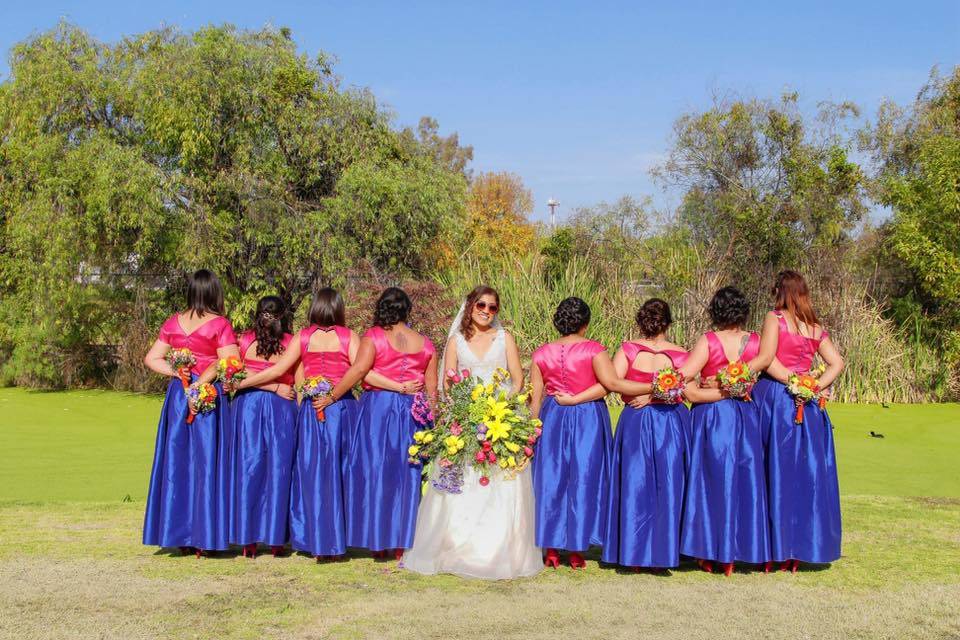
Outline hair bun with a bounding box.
[636,298,672,337]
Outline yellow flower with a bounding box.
[505,441,520,453]
[471,384,484,401]
[485,419,511,442]
[413,431,425,443]
[422,433,435,443]
[507,456,516,467]
[516,393,528,403]
[530,419,542,428]
[499,459,508,469]
[485,397,510,422]
[446,447,458,456]
[408,445,420,456]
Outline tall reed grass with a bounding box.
[436,255,948,403]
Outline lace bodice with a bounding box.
[455,328,507,386]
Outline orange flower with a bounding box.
[228,356,243,368]
[799,375,817,390]
[658,372,680,389]
[727,362,745,377]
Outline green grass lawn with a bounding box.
[0,388,958,640]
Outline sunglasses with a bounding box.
[475,301,499,313]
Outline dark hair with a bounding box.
[186,269,225,316]
[253,296,290,359]
[772,270,819,327]
[636,298,672,338]
[309,287,346,327]
[708,286,750,329]
[460,285,500,340]
[553,297,591,336]
[373,287,412,328]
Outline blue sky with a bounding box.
[1,1,957,221]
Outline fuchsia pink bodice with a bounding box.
[773,310,827,373]
[532,339,607,395]
[620,341,689,403]
[157,313,237,375]
[700,331,760,378]
[362,326,435,391]
[238,331,295,386]
[300,325,353,384]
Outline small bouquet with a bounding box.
[216,356,247,399]
[651,367,686,404]
[786,373,819,424]
[185,383,218,424]
[299,375,333,421]
[716,360,755,401]
[166,348,196,390]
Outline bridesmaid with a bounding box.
[142,269,239,557]
[237,288,361,562]
[315,287,438,559]
[751,270,844,571]
[679,286,770,576]
[601,299,692,573]
[229,296,297,558]
[529,297,613,570]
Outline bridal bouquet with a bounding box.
[716,360,755,401]
[408,368,542,494]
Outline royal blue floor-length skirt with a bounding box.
[533,398,612,551]
[754,377,842,563]
[602,404,689,568]
[680,398,770,564]
[344,391,421,551]
[289,396,359,557]
[143,378,232,551]
[228,388,297,547]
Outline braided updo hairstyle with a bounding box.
[553,297,591,336]
[636,298,672,338]
[253,295,291,359]
[373,287,412,328]
[708,286,750,329]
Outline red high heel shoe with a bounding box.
[790,559,800,573]
[722,562,734,577]
[779,560,793,572]
[394,549,404,561]
[569,552,587,569]
[371,549,387,559]
[195,548,205,559]
[764,561,774,573]
[271,545,284,558]
[697,558,714,574]
[241,543,257,559]
[179,546,194,557]
[544,548,560,568]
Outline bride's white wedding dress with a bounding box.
[402,328,542,579]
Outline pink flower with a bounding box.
[524,446,534,458]
[450,424,463,436]
[461,369,471,379]
[487,452,497,463]
[534,427,542,437]
[439,458,453,467]
[446,369,457,379]
[527,436,536,445]
[479,476,489,486]
[475,450,486,463]
[481,441,492,451]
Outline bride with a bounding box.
[402,286,542,579]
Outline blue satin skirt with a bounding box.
[533,398,611,551]
[289,395,359,556]
[228,388,297,547]
[680,398,770,564]
[344,391,421,551]
[602,404,689,568]
[754,377,842,563]
[143,378,232,550]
